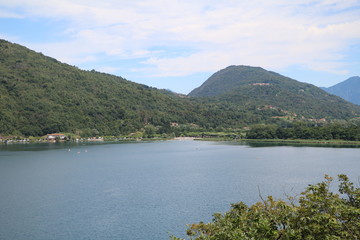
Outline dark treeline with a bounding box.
[246,121,360,141]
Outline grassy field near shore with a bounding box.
[195,137,360,146]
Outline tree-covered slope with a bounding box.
[189,65,279,97]
[189,65,360,119]
[0,40,306,137]
[0,39,214,136]
[1,40,359,137]
[322,76,360,105]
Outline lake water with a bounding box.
[0,140,359,240]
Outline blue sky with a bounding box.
[1,0,360,94]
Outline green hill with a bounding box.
[0,39,215,136]
[1,41,359,137]
[189,65,360,120]
[0,40,278,137]
[322,76,360,105]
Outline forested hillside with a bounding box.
[189,65,360,119]
[1,40,360,137]
[0,40,289,137]
[0,40,209,136]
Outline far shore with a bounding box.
[172,137,196,141]
[2,135,360,147]
[195,137,360,146]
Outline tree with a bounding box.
[144,124,157,138]
[246,124,278,139]
[171,175,360,240]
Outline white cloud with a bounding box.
[1,0,360,78]
[0,9,23,18]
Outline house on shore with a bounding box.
[46,133,67,141]
[0,136,16,143]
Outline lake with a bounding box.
[0,140,359,240]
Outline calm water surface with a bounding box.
[0,140,359,240]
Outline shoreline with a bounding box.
[196,137,360,146]
[241,138,360,145]
[172,137,196,141]
[2,136,360,147]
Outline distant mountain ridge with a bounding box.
[188,65,360,120]
[321,76,360,105]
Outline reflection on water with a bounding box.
[1,139,359,152]
[0,141,140,152]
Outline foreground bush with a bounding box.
[171,175,360,240]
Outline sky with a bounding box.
[1,0,360,94]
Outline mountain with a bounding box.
[321,77,360,105]
[0,40,298,137]
[0,39,217,136]
[188,65,360,120]
[1,40,360,137]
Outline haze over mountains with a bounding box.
[1,39,360,137]
[321,77,360,106]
